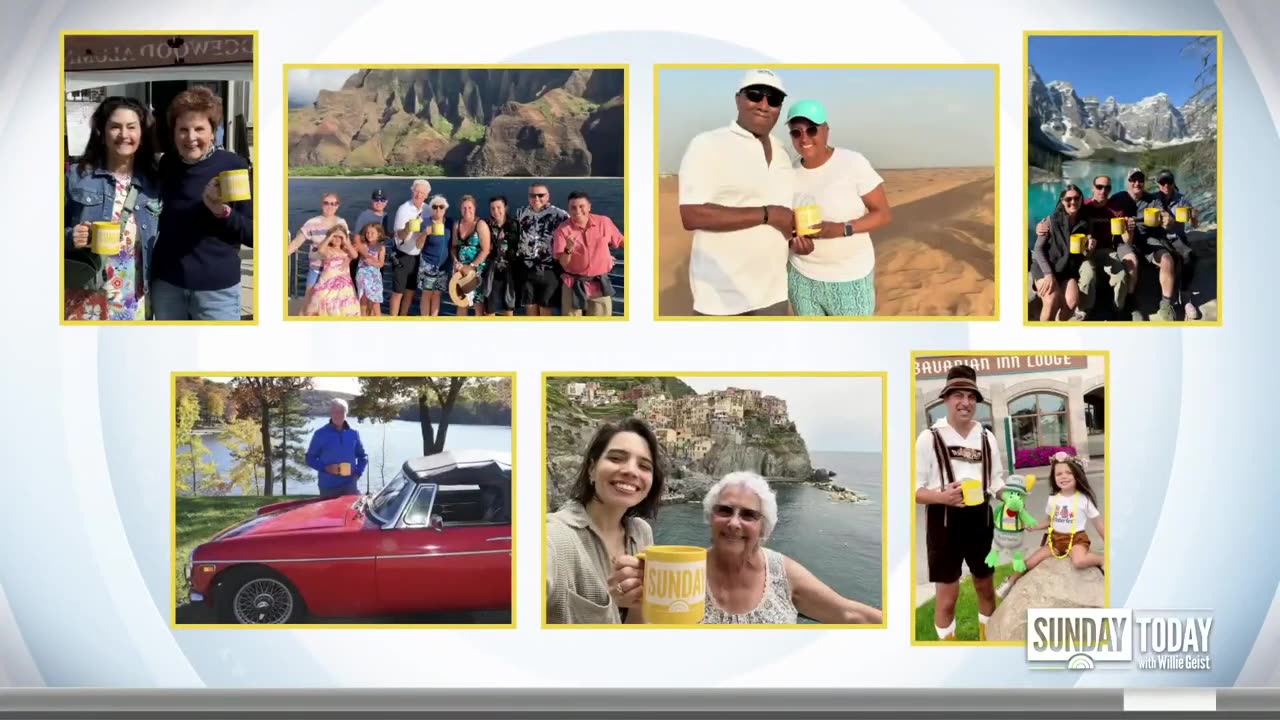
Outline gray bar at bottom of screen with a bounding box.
[0,688,1129,714]
[1216,688,1280,712]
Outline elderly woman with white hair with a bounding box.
[696,471,882,624]
[304,398,368,497]
[415,194,453,316]
[389,178,433,316]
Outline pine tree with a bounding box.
[272,391,313,495]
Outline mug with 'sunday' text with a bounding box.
[637,545,706,624]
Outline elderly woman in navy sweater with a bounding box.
[150,87,253,321]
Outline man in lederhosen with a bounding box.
[914,364,1007,641]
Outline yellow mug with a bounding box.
[432,220,446,236]
[793,205,822,237]
[91,221,121,255]
[1110,217,1125,236]
[1175,206,1190,223]
[338,462,351,477]
[1069,233,1085,254]
[218,169,251,203]
[1143,207,1160,227]
[960,479,984,506]
[407,217,423,233]
[637,545,706,624]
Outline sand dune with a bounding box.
[657,168,996,317]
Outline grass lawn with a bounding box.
[915,563,1015,641]
[174,496,303,603]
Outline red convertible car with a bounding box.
[186,450,512,624]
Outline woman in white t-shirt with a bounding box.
[784,100,893,316]
[997,452,1105,598]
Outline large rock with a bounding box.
[987,556,1106,642]
[582,97,625,177]
[287,68,624,175]
[466,92,592,177]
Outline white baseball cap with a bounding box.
[737,69,786,95]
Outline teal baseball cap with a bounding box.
[786,99,828,125]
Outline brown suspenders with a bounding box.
[930,427,993,528]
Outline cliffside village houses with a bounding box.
[565,383,790,462]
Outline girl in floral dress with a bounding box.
[304,226,360,317]
[354,222,386,316]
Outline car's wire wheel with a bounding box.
[232,577,295,624]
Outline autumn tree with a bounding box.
[221,417,265,495]
[202,384,230,425]
[175,389,217,495]
[230,376,313,496]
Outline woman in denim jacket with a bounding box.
[64,96,161,321]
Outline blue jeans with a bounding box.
[150,279,241,321]
[319,480,360,498]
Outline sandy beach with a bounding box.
[657,168,996,317]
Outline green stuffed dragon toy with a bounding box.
[985,475,1037,572]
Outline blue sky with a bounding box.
[681,377,882,453]
[1029,35,1217,106]
[658,67,995,173]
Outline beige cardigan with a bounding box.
[545,500,653,624]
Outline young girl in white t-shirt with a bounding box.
[996,452,1104,598]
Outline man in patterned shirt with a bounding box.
[515,182,569,316]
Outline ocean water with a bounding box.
[179,418,512,496]
[652,451,884,619]
[286,177,625,316]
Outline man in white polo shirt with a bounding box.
[677,69,800,316]
[390,178,431,316]
[914,364,1007,642]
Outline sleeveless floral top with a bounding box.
[701,548,799,625]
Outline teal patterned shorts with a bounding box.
[787,265,876,317]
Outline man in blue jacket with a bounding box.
[305,399,368,497]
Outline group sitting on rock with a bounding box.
[1031,168,1202,322]
[289,179,623,317]
[544,417,884,626]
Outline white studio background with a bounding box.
[1,0,1277,691]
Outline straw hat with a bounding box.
[449,267,481,307]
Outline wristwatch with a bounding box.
[843,222,855,237]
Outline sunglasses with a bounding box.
[1158,179,1174,186]
[712,504,762,523]
[529,192,548,199]
[1094,184,1111,191]
[430,205,446,210]
[322,200,339,206]
[373,198,387,202]
[789,125,820,139]
[1129,176,1145,183]
[1063,195,1083,203]
[741,87,784,108]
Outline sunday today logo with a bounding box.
[1026,608,1213,671]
